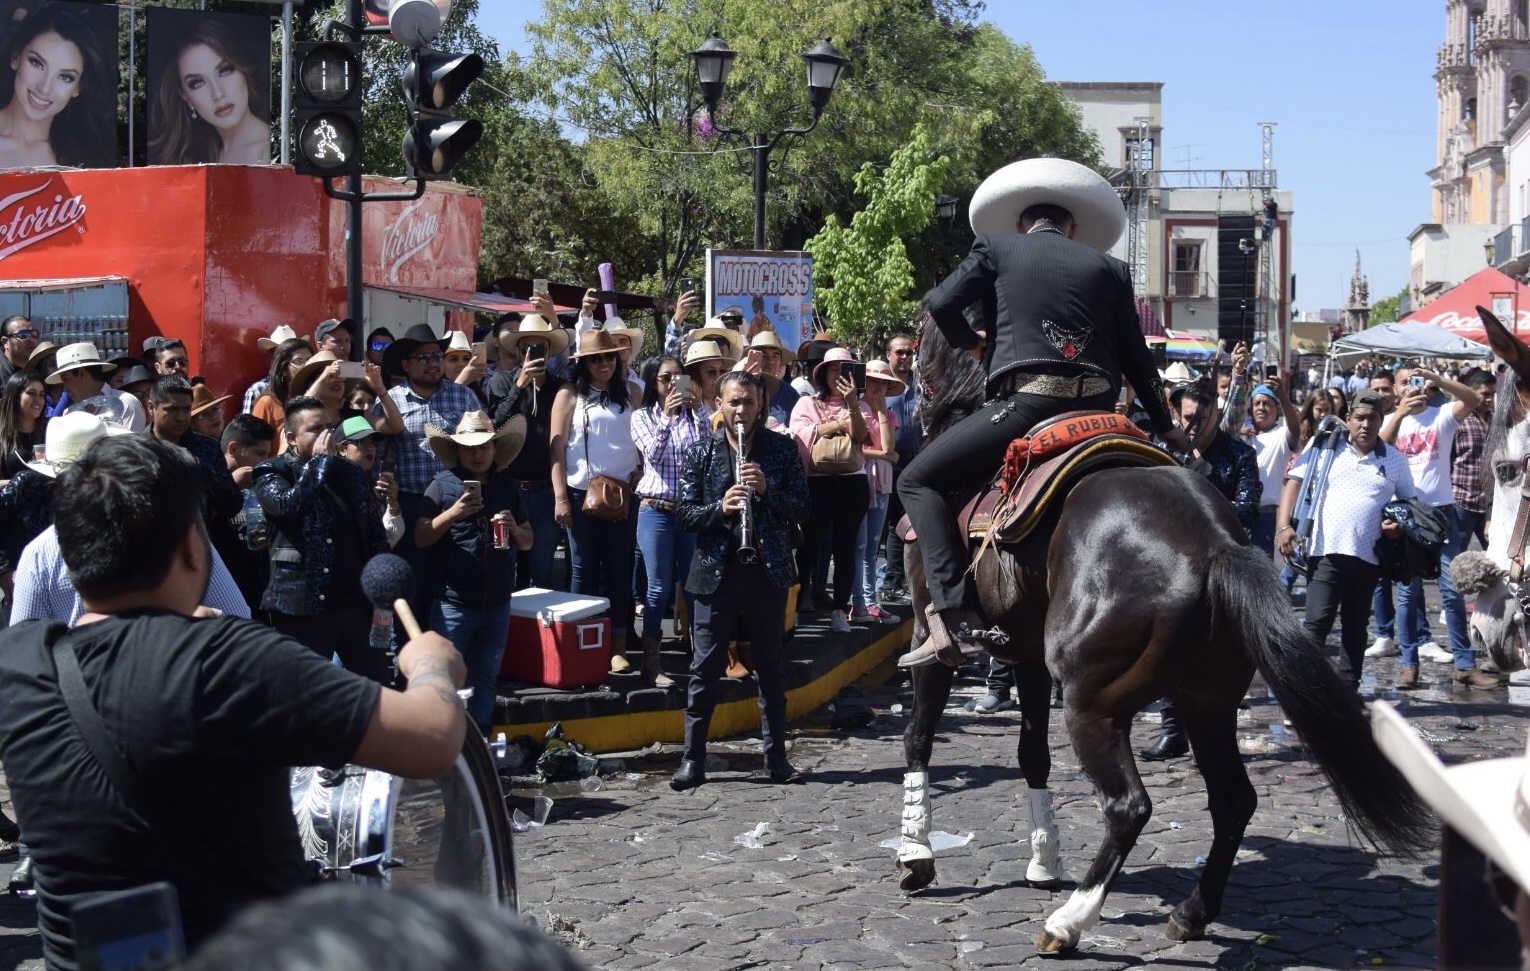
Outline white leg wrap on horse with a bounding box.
[899,771,933,863]
[1025,787,1061,883]
[1043,884,1108,948]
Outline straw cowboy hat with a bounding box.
[381,323,443,377]
[568,328,626,361]
[46,344,116,386]
[499,314,570,358]
[688,323,745,360]
[968,157,1127,252]
[424,412,527,471]
[749,330,796,363]
[443,330,474,356]
[864,359,907,396]
[257,324,302,353]
[290,351,342,396]
[812,346,858,387]
[601,316,646,362]
[1372,701,1523,888]
[681,339,736,370]
[25,411,129,477]
[190,383,233,417]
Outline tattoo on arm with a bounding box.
[407,657,461,708]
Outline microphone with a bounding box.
[360,554,418,665]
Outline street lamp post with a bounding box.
[690,34,850,250]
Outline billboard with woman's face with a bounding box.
[0,1,117,170]
[146,8,273,166]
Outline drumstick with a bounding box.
[393,599,423,640]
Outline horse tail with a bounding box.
[1205,547,1436,858]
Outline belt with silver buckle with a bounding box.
[639,497,677,513]
[999,371,1113,399]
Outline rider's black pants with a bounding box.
[897,388,1116,613]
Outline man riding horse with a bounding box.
[897,158,1189,667]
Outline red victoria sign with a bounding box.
[0,177,86,262]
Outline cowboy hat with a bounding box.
[602,316,646,362]
[748,330,795,363]
[688,324,745,360]
[1159,361,1196,384]
[424,412,527,471]
[382,323,443,376]
[1372,701,1520,887]
[257,324,302,353]
[681,339,736,371]
[499,314,570,358]
[443,330,474,356]
[190,383,233,417]
[968,157,1127,252]
[26,341,57,368]
[796,336,838,367]
[288,351,345,397]
[25,410,129,477]
[864,359,907,396]
[812,346,858,388]
[118,364,156,392]
[46,343,116,386]
[568,328,625,361]
[107,356,142,373]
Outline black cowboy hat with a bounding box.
[382,323,444,377]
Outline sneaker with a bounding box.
[862,604,901,626]
[849,605,875,625]
[1365,636,1397,658]
[878,586,912,606]
[1454,668,1504,689]
[973,692,1014,713]
[1417,641,1454,664]
[830,610,852,634]
[1395,666,1419,690]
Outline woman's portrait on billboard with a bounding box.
[0,3,114,170]
[148,12,271,166]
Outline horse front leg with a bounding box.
[1014,659,1060,889]
[898,662,955,892]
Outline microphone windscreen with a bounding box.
[361,553,415,609]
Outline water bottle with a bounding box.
[242,492,266,551]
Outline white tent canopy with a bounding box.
[1329,321,1491,361]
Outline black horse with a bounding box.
[897,317,1435,952]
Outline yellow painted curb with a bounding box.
[491,619,912,755]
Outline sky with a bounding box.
[474,1,1440,314]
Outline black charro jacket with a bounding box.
[926,230,1175,434]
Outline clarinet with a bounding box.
[735,420,760,564]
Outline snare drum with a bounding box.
[290,731,516,908]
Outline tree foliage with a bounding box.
[1369,284,1408,326]
[805,127,948,346]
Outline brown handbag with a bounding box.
[579,397,631,522]
[808,400,863,475]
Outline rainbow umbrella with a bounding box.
[1161,330,1219,362]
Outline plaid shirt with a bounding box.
[1451,410,1488,512]
[241,377,268,415]
[631,404,707,502]
[379,381,482,495]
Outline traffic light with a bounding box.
[400,49,483,180]
[293,41,364,178]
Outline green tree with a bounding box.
[1369,284,1408,325]
[805,127,948,346]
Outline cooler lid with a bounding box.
[509,587,610,621]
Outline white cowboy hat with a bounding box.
[681,339,735,370]
[424,412,527,471]
[687,324,745,361]
[25,410,129,477]
[864,359,907,396]
[46,344,116,386]
[1160,361,1196,384]
[443,330,474,355]
[1372,701,1524,888]
[968,157,1127,252]
[257,325,301,353]
[499,314,570,358]
[748,330,796,363]
[602,316,646,362]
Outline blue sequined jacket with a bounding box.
[252,452,388,616]
[678,425,810,595]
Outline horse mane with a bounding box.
[1483,365,1522,496]
[913,305,987,442]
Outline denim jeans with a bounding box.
[1372,577,1396,639]
[566,488,635,639]
[1457,507,1487,551]
[432,599,514,736]
[520,487,563,590]
[854,492,890,608]
[1397,504,1471,670]
[1250,505,1278,556]
[635,504,696,641]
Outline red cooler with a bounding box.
[500,588,611,689]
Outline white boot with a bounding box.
[1025,786,1062,887]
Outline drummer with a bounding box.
[0,434,468,970]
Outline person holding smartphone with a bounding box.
[485,314,569,591]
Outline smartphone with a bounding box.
[72,882,186,971]
[673,375,693,398]
[472,341,487,364]
[745,348,763,370]
[464,481,482,503]
[1409,375,1427,391]
[849,361,867,393]
[532,278,549,296]
[1149,342,1167,370]
[1264,364,1279,380]
[337,360,366,380]
[592,289,617,304]
[525,343,547,362]
[679,277,696,296]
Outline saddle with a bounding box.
[900,410,1176,549]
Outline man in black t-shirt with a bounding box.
[0,435,467,971]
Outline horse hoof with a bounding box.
[1026,875,1061,891]
[1165,912,1204,942]
[1035,927,1077,954]
[897,858,936,893]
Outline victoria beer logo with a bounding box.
[380,200,440,283]
[0,178,86,261]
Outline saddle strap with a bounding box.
[1509,456,1530,584]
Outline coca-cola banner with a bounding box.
[146,7,273,166]
[0,1,118,170]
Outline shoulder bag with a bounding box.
[579,396,631,522]
[808,399,863,476]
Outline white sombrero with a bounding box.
[968,157,1127,252]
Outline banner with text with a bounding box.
[706,249,813,353]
